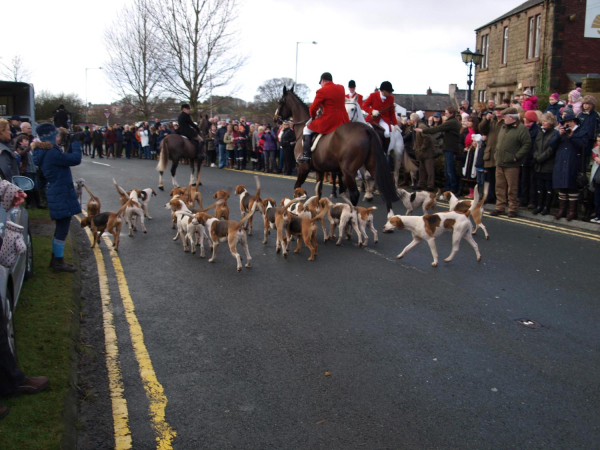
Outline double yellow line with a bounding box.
[78,215,176,449]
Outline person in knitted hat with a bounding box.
[568,89,582,115]
[32,123,81,272]
[522,89,538,111]
[519,110,541,209]
[544,93,563,118]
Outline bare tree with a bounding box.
[0,55,33,82]
[103,0,161,120]
[151,0,246,118]
[253,78,311,120]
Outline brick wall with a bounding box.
[551,0,600,93]
[474,1,552,102]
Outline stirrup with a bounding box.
[297,154,311,163]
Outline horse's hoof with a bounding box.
[159,186,164,191]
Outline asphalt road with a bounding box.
[73,156,600,449]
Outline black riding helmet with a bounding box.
[379,81,394,93]
[348,80,356,88]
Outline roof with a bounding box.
[475,0,544,31]
[393,94,455,112]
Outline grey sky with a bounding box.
[3,0,525,105]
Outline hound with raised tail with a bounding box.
[235,177,263,235]
[383,208,482,267]
[261,197,288,251]
[113,178,158,219]
[212,188,231,220]
[355,206,378,245]
[441,182,489,240]
[80,201,130,251]
[83,184,101,219]
[191,202,258,272]
[397,188,439,216]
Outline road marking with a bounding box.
[92,162,111,166]
[101,235,177,449]
[77,218,132,449]
[483,213,600,242]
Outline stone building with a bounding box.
[473,0,600,103]
[394,85,469,119]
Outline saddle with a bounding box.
[310,133,324,151]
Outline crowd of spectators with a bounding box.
[405,88,599,223]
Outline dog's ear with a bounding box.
[390,216,404,230]
[213,192,218,199]
[409,192,416,203]
[235,185,244,195]
[80,217,89,228]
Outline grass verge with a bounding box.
[0,209,76,450]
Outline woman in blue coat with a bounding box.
[32,123,81,272]
[551,112,588,221]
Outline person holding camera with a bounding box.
[550,111,588,221]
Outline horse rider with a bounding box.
[178,103,203,160]
[297,72,350,164]
[345,80,363,107]
[362,81,399,150]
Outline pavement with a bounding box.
[72,156,600,449]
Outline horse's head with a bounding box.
[274,85,294,122]
[345,97,360,122]
[199,114,210,138]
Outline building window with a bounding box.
[481,34,489,69]
[478,90,487,103]
[528,14,542,59]
[535,15,541,57]
[502,26,509,64]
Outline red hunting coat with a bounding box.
[308,82,350,134]
[363,92,397,129]
[345,92,364,107]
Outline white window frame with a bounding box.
[534,15,542,58]
[502,27,509,64]
[481,34,489,69]
[528,17,535,59]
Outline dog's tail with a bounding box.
[200,199,225,213]
[113,178,128,197]
[468,182,487,218]
[236,200,258,229]
[310,201,329,224]
[83,184,99,203]
[116,199,133,217]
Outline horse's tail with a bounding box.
[157,136,169,172]
[368,127,399,207]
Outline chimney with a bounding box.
[449,84,458,98]
[426,87,432,95]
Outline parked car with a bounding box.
[0,176,34,359]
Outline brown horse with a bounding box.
[157,115,210,191]
[274,86,398,212]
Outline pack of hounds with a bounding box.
[77,176,491,272]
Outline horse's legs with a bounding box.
[159,171,164,191]
[341,170,360,206]
[315,172,324,198]
[171,160,179,188]
[196,159,202,186]
[294,164,310,189]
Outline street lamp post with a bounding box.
[295,41,317,85]
[85,67,103,123]
[460,48,483,107]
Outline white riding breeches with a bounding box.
[378,118,391,138]
[303,118,314,136]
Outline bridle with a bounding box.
[345,99,360,122]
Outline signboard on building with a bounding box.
[585,0,600,38]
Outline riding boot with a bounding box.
[297,135,312,163]
[540,191,553,216]
[532,191,544,215]
[554,193,568,220]
[51,257,77,273]
[566,193,579,221]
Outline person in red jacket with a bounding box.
[345,80,363,107]
[362,81,399,140]
[298,72,350,163]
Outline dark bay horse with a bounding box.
[157,115,210,190]
[274,86,398,212]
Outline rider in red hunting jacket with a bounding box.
[297,72,350,163]
[362,81,398,138]
[345,80,363,107]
